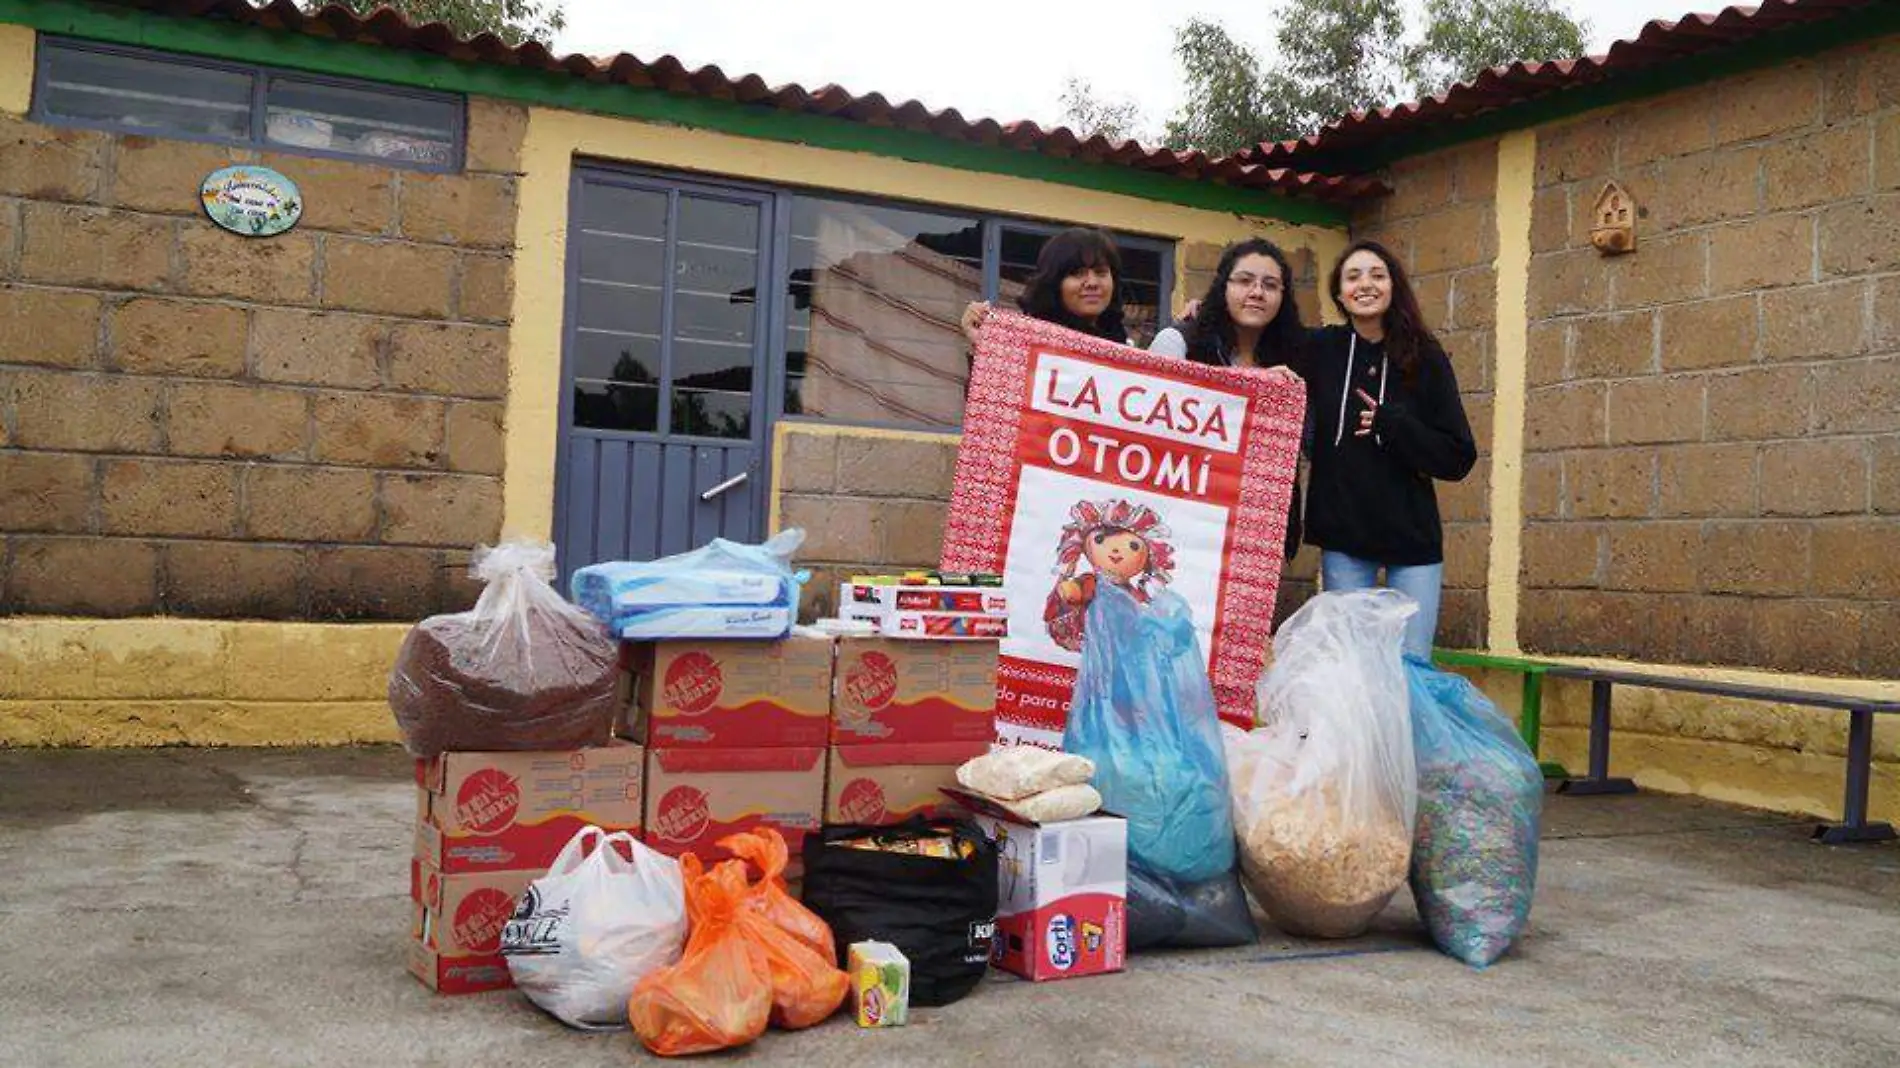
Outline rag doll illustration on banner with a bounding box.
[1052,498,1254,949]
[1044,499,1178,653]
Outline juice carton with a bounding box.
[848,941,910,1027]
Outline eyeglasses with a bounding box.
[1226,273,1283,294]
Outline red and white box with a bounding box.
[414,743,643,875]
[407,865,536,994]
[626,635,834,749]
[642,746,826,875]
[882,611,1009,641]
[831,637,997,745]
[941,310,1303,746]
[825,740,990,825]
[955,789,1127,982]
[840,583,1009,618]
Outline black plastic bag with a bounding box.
[800,816,999,1007]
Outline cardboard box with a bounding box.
[414,743,644,874]
[826,741,989,825]
[643,746,826,868]
[406,865,536,994]
[629,636,833,748]
[966,798,1127,982]
[831,638,998,746]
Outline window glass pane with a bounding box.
[40,44,253,140]
[266,76,456,166]
[782,197,981,427]
[677,196,759,252]
[577,229,666,291]
[576,184,667,236]
[573,380,660,433]
[671,388,751,439]
[570,332,660,384]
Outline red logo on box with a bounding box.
[453,887,516,954]
[454,769,520,834]
[663,652,724,716]
[836,777,888,824]
[652,785,712,844]
[843,652,898,712]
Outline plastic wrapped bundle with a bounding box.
[571,530,806,640]
[1405,658,1543,968]
[1232,589,1417,939]
[388,541,619,758]
[1064,582,1256,949]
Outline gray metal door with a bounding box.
[556,170,773,573]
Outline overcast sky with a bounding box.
[554,0,1714,141]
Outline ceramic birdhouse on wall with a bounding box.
[1590,180,1637,256]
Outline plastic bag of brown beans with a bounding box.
[388,541,619,758]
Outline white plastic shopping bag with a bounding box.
[500,826,688,1029]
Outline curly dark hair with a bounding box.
[1182,238,1305,368]
[1328,238,1440,383]
[1016,227,1128,342]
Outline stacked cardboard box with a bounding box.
[826,637,997,825]
[625,635,831,877]
[408,742,644,993]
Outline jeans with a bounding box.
[1320,551,1444,660]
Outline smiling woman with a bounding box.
[1301,239,1477,661]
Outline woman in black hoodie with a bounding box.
[1305,239,1477,659]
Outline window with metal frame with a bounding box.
[32,37,464,172]
[782,196,1173,430]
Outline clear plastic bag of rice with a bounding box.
[1225,589,1418,939]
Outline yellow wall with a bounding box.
[0,620,404,746]
[0,24,32,113]
[502,105,1351,542]
[1486,131,1535,654]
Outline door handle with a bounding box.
[700,472,749,501]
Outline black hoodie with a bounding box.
[1299,324,1477,566]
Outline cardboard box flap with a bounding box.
[834,740,991,769]
[940,786,1117,826]
[651,746,824,774]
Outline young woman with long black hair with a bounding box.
[961,226,1129,345]
[1303,239,1477,659]
[1150,237,1307,559]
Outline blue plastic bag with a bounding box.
[1063,581,1254,949]
[570,530,809,640]
[1404,657,1543,968]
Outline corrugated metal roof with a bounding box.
[1246,0,1882,167]
[85,0,1385,204]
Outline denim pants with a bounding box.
[1320,551,1444,660]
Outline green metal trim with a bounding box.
[1433,648,1553,675]
[0,0,1349,227]
[1312,5,1900,173]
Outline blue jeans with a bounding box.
[1320,551,1444,660]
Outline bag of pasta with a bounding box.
[1405,658,1543,968]
[1229,589,1417,939]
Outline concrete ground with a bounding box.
[2,748,1897,1068]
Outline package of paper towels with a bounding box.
[570,529,807,641]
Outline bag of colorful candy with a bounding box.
[1404,658,1543,968]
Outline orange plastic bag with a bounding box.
[719,829,834,959]
[719,830,848,1029]
[628,855,771,1056]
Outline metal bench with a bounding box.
[1545,664,1900,845]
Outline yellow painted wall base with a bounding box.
[0,619,406,747]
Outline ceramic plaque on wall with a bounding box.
[200,166,303,237]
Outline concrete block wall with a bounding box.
[1521,40,1900,677]
[0,99,526,621]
